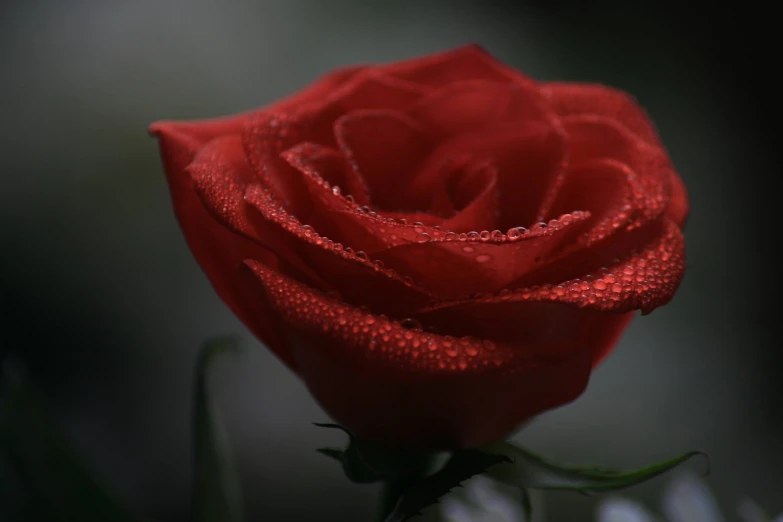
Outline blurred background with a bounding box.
[0,1,778,521]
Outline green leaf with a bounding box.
[0,362,146,522]
[192,337,244,522]
[314,423,435,484]
[482,441,709,493]
[384,449,511,522]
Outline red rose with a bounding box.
[150,45,687,450]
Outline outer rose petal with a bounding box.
[181,135,437,317]
[542,82,662,147]
[371,212,591,299]
[425,218,685,316]
[149,127,294,367]
[380,44,534,89]
[149,63,366,169]
[243,260,594,450]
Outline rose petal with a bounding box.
[293,72,427,148]
[281,142,396,253]
[371,212,591,299]
[148,61,365,167]
[542,158,637,256]
[150,130,293,366]
[382,44,533,89]
[185,134,435,318]
[415,298,634,369]
[243,259,593,449]
[241,184,436,316]
[187,137,328,288]
[440,159,501,232]
[408,80,551,139]
[424,218,685,316]
[542,82,662,146]
[403,122,569,231]
[334,109,433,210]
[242,111,315,216]
[562,114,673,227]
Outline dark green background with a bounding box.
[1,1,778,520]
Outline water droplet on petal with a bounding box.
[331,186,341,195]
[401,317,422,330]
[476,254,492,263]
[531,222,548,232]
[462,245,475,253]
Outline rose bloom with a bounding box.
[150,45,688,450]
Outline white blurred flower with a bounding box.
[597,471,782,522]
[441,475,536,522]
[661,471,724,522]
[596,496,660,522]
[428,468,780,522]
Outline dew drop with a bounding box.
[475,254,492,263]
[479,231,491,241]
[507,227,521,240]
[401,317,422,330]
[331,186,341,195]
[355,251,369,260]
[416,233,431,243]
[593,280,607,290]
[462,245,475,253]
[468,231,480,241]
[345,194,355,203]
[531,222,548,232]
